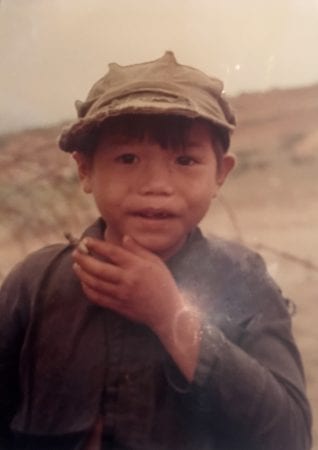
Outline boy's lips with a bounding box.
[130,208,178,220]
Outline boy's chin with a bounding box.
[104,225,189,259]
[130,233,187,260]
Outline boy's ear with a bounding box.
[72,151,93,194]
[217,153,236,186]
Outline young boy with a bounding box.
[0,52,312,450]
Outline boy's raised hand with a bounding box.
[72,235,184,332]
[72,236,201,381]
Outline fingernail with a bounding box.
[78,239,89,254]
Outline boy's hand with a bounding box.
[72,235,202,381]
[72,236,184,332]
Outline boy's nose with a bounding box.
[138,163,174,196]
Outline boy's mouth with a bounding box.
[132,208,176,220]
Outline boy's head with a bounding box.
[59,52,236,258]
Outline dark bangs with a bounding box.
[83,114,226,161]
[98,114,200,149]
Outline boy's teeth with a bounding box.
[140,211,169,218]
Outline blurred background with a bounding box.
[1,0,318,446]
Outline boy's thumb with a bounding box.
[122,235,162,262]
[122,235,146,255]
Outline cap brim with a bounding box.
[59,98,235,153]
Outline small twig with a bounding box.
[64,232,89,254]
[217,195,318,273]
[253,243,318,273]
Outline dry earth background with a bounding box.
[1,84,318,447]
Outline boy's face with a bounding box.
[74,120,235,259]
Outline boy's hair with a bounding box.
[59,51,236,155]
[75,113,225,166]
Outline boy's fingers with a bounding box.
[81,282,123,312]
[122,235,158,260]
[73,250,122,283]
[83,238,134,266]
[73,262,120,298]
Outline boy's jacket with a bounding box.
[0,219,311,450]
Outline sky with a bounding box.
[1,0,318,134]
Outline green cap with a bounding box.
[59,51,236,152]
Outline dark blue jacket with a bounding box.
[0,219,312,449]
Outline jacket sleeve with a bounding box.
[0,263,29,449]
[166,250,312,450]
[0,244,66,447]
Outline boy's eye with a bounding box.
[116,153,139,164]
[175,155,196,166]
